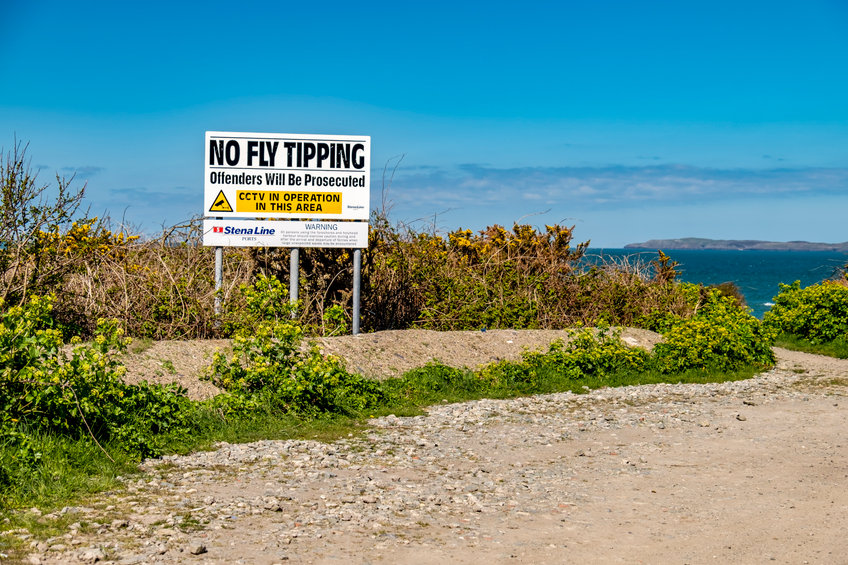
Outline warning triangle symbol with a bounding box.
[209,190,233,213]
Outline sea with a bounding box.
[584,249,848,319]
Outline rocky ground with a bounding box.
[4,333,848,564]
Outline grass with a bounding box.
[793,376,848,390]
[774,333,848,359]
[1,431,139,510]
[0,415,350,519]
[380,361,762,409]
[176,512,207,533]
[0,409,368,561]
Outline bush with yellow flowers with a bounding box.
[763,280,848,344]
[35,217,139,264]
[652,289,776,373]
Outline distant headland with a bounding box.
[624,238,848,252]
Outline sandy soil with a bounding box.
[118,339,229,401]
[314,328,663,381]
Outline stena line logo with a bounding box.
[212,225,276,236]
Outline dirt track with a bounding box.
[13,338,848,565]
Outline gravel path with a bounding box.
[9,348,848,565]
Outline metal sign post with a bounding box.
[214,214,224,321]
[214,246,223,317]
[290,247,299,314]
[352,248,362,335]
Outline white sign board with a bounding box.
[202,219,368,248]
[204,131,370,220]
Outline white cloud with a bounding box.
[387,164,848,210]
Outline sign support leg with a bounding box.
[353,248,361,335]
[214,246,223,320]
[290,248,299,316]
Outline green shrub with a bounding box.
[527,327,650,375]
[763,281,848,344]
[2,282,780,505]
[0,295,195,473]
[321,304,349,336]
[381,328,651,402]
[206,277,385,417]
[232,274,296,329]
[477,357,542,392]
[652,289,776,373]
[475,327,650,392]
[206,323,385,417]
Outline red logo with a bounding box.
[213,226,223,233]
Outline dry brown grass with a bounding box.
[2,214,699,339]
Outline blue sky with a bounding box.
[1,0,846,247]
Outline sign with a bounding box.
[209,190,233,212]
[233,190,343,214]
[204,131,370,220]
[202,219,368,248]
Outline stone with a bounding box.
[79,547,106,563]
[187,542,207,555]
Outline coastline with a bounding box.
[623,237,848,252]
[584,248,847,318]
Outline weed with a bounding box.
[176,512,206,533]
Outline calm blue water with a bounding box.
[584,249,848,318]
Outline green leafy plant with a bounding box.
[652,289,776,373]
[321,304,349,337]
[0,294,196,482]
[763,281,848,344]
[206,277,385,417]
[2,283,778,509]
[524,326,650,376]
[219,273,299,336]
[476,327,650,392]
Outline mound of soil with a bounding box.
[118,328,663,400]
[313,327,662,380]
